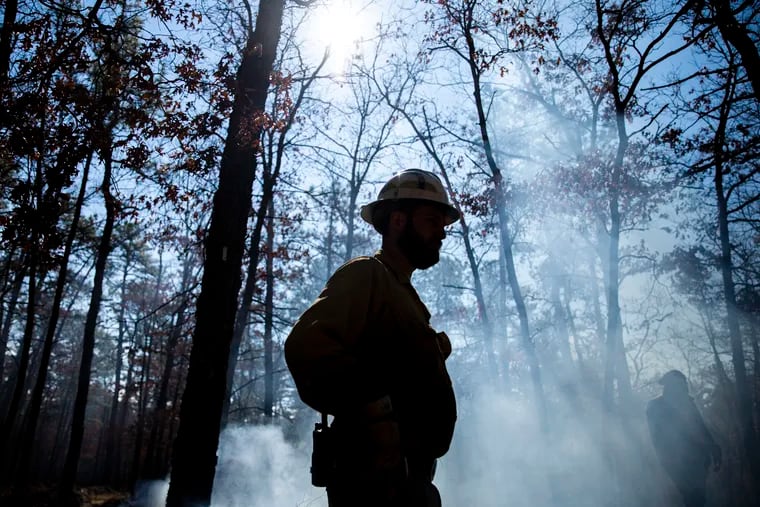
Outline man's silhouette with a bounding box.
[646,370,721,507]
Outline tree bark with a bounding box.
[59,138,116,497]
[0,247,38,478]
[14,147,93,488]
[222,52,325,427]
[0,258,27,395]
[166,1,284,504]
[461,15,548,428]
[711,0,760,101]
[0,0,18,86]
[263,199,275,421]
[104,241,133,484]
[712,66,760,479]
[602,188,633,410]
[145,258,192,478]
[221,166,274,428]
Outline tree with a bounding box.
[165,0,286,504]
[223,45,327,428]
[424,0,556,430]
[59,56,119,502]
[12,143,93,489]
[668,33,760,484]
[693,0,760,101]
[370,61,501,380]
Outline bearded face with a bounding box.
[396,207,445,270]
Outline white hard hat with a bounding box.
[360,169,460,227]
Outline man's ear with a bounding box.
[388,209,407,233]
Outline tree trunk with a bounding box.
[48,370,77,479]
[114,343,137,487]
[0,258,27,395]
[326,183,336,280]
[437,158,498,381]
[602,191,633,410]
[263,199,275,421]
[221,167,274,428]
[602,100,634,412]
[14,148,94,488]
[59,140,116,497]
[749,320,760,438]
[713,73,760,479]
[462,22,548,428]
[166,1,285,504]
[145,258,192,478]
[387,98,500,382]
[0,247,38,479]
[221,52,325,428]
[129,253,163,487]
[498,228,510,385]
[551,274,574,364]
[702,309,732,388]
[345,187,357,262]
[0,152,44,479]
[711,0,760,101]
[589,257,606,351]
[104,244,132,484]
[129,327,152,489]
[0,0,18,86]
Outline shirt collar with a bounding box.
[374,249,411,284]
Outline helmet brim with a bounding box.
[360,199,460,226]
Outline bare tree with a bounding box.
[166,0,286,504]
[426,0,554,429]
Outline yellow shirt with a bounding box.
[285,249,456,459]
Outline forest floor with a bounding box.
[0,485,129,506]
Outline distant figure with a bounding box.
[646,370,722,507]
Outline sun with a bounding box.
[307,0,369,71]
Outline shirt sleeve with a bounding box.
[284,258,387,415]
[690,399,718,449]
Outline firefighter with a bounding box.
[285,169,459,507]
[646,370,722,507]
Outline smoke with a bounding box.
[212,425,325,507]
[438,387,554,507]
[436,375,674,507]
[438,385,609,507]
[127,387,673,507]
[127,426,326,507]
[128,480,169,507]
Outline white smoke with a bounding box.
[437,385,617,507]
[128,386,674,507]
[128,426,326,507]
[212,425,326,507]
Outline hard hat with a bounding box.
[658,369,687,386]
[360,169,460,227]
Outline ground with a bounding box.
[0,485,129,507]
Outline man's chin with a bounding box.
[412,251,440,270]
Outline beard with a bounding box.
[397,220,441,270]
